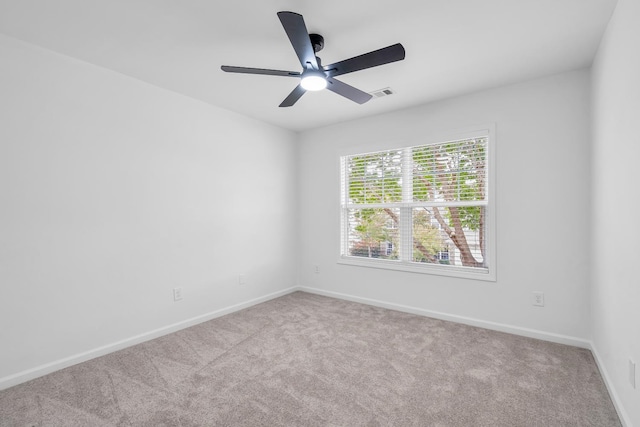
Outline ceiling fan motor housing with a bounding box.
[309,33,324,53]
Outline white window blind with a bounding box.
[340,135,493,279]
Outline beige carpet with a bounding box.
[0,291,620,426]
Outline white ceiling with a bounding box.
[0,0,617,132]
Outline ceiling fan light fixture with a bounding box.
[300,71,327,91]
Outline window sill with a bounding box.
[337,256,496,282]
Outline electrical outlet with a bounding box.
[173,287,183,302]
[239,274,246,285]
[630,359,636,389]
[314,265,320,274]
[532,291,544,307]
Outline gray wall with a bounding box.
[591,0,640,424]
[0,35,298,383]
[297,69,592,342]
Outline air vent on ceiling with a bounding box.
[369,87,394,98]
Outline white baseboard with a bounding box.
[297,286,591,348]
[3,285,631,427]
[0,286,298,391]
[590,343,631,427]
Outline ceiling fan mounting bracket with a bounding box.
[309,33,324,53]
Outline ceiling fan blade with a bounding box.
[326,77,372,104]
[277,11,319,70]
[323,43,406,78]
[279,84,306,107]
[221,66,300,77]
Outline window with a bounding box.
[340,132,495,280]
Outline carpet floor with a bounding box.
[0,291,621,426]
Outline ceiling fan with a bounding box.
[221,11,406,107]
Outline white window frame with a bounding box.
[338,125,496,282]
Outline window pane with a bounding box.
[412,138,487,203]
[340,132,493,279]
[412,206,486,268]
[348,150,403,204]
[347,208,400,260]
